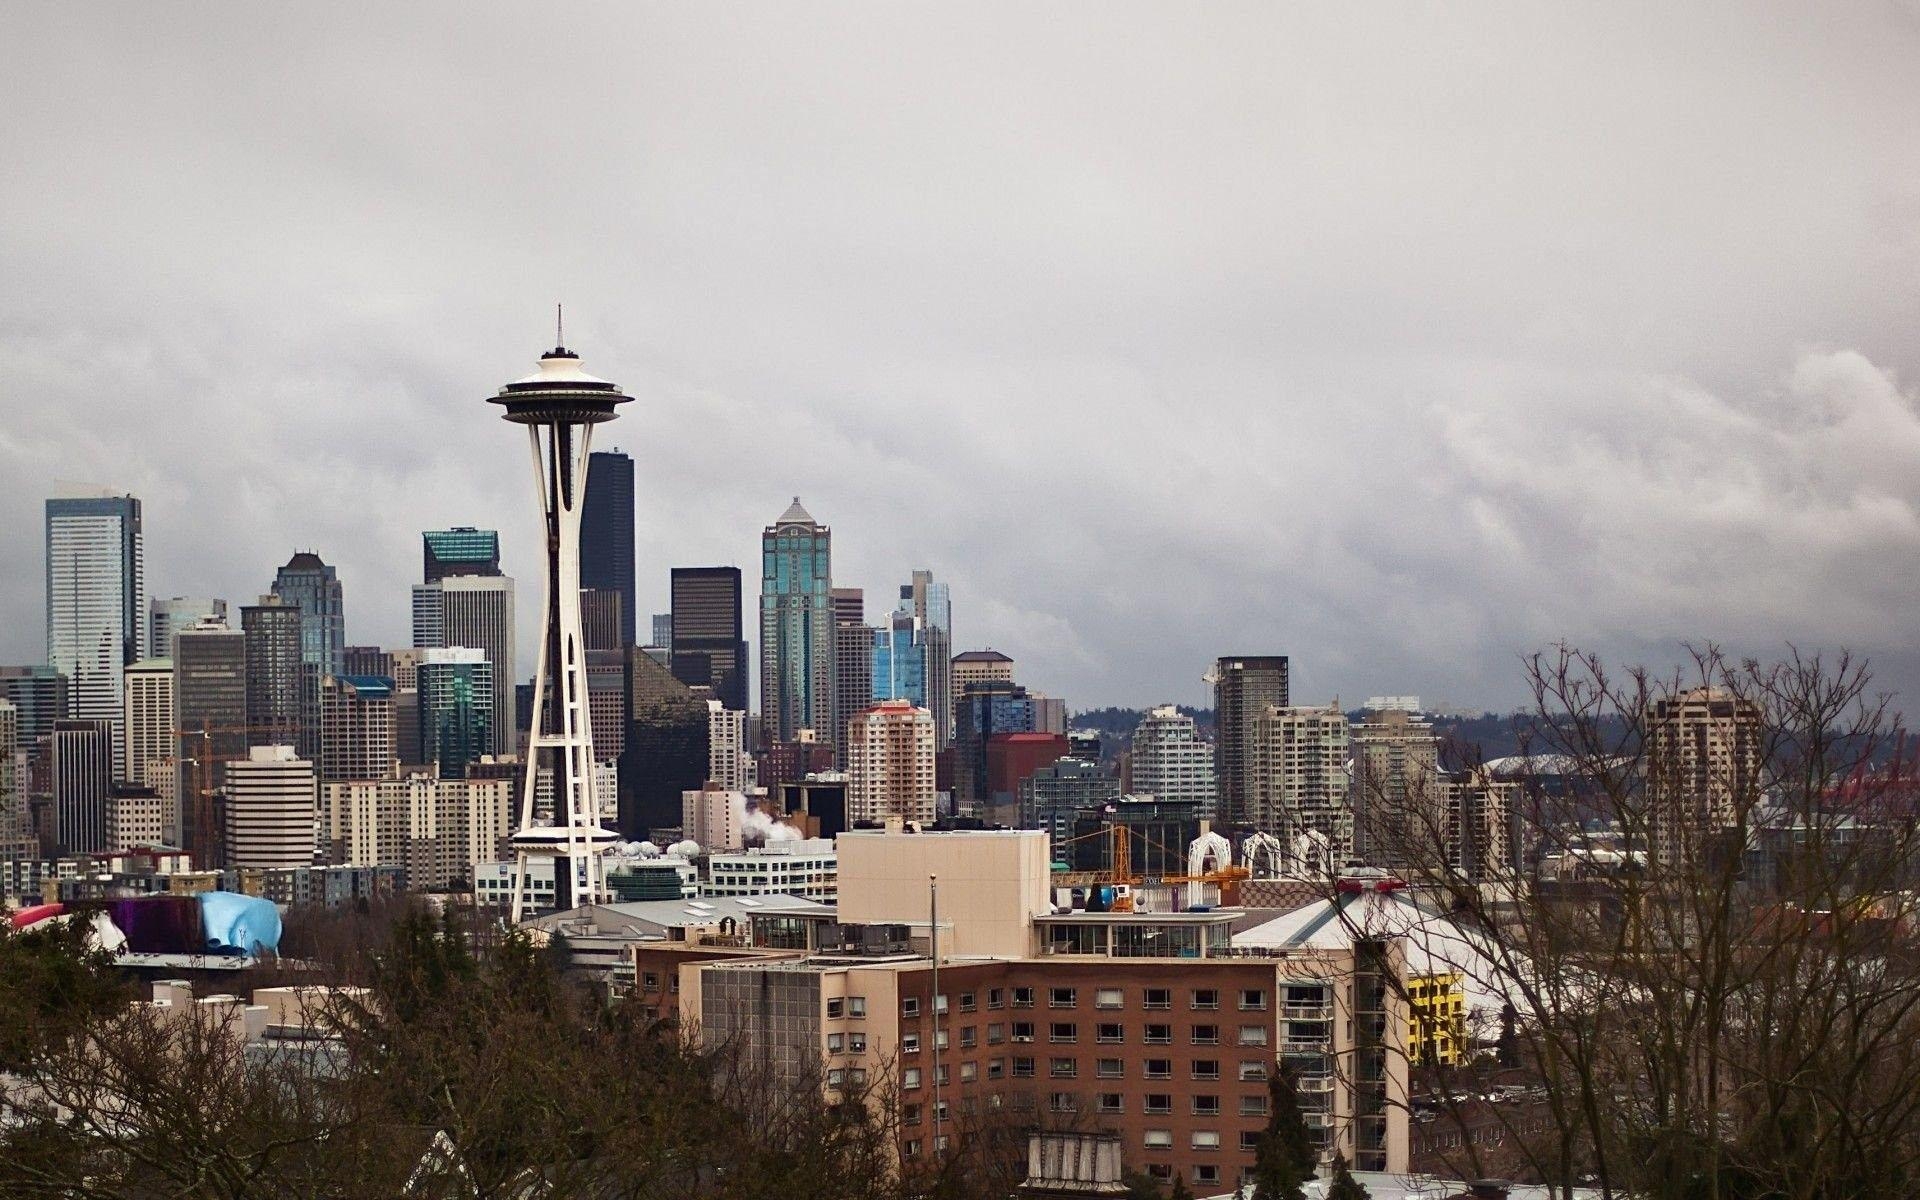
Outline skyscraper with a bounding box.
[1351,708,1441,868]
[1211,655,1290,827]
[173,617,247,861]
[831,588,872,763]
[50,719,114,855]
[846,699,937,825]
[122,658,174,814]
[950,649,1014,725]
[488,334,630,920]
[0,665,69,746]
[953,679,1037,809]
[46,493,145,777]
[580,588,623,651]
[581,449,636,648]
[271,552,346,678]
[422,527,501,583]
[618,648,710,840]
[1252,704,1352,870]
[319,674,397,783]
[670,566,747,713]
[149,596,225,659]
[241,595,305,749]
[650,612,672,650]
[433,575,517,756]
[1646,686,1762,868]
[760,499,833,747]
[1130,705,1218,817]
[224,745,317,870]
[872,604,931,709]
[417,647,494,780]
[906,570,953,748]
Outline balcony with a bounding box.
[1281,1002,1331,1020]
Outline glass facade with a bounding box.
[417,649,494,780]
[759,499,832,745]
[271,552,346,678]
[45,495,144,775]
[871,607,930,708]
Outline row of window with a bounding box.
[896,985,1286,1016]
[903,1057,1275,1084]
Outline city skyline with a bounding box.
[2,6,1918,714]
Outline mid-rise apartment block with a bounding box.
[847,700,937,825]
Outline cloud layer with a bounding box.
[2,3,1918,713]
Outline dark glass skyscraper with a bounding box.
[1212,655,1290,827]
[670,566,747,713]
[422,528,500,583]
[271,552,346,678]
[581,450,636,647]
[240,596,304,748]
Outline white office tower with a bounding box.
[489,330,631,921]
[225,745,318,870]
[1130,705,1218,817]
[46,493,145,778]
[123,658,174,798]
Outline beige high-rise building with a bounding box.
[847,699,937,825]
[1646,686,1762,868]
[225,745,317,870]
[1351,708,1441,870]
[950,650,1014,723]
[319,674,397,783]
[124,658,174,792]
[1253,704,1353,870]
[322,771,513,890]
[706,702,754,793]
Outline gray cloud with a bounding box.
[3,2,1918,714]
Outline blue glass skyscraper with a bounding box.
[871,606,930,709]
[271,552,346,678]
[759,498,833,746]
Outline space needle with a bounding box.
[490,312,631,922]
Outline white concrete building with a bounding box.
[707,701,756,792]
[1129,704,1217,817]
[703,838,837,901]
[225,745,317,870]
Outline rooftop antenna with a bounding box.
[556,303,565,350]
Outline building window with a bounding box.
[1239,1026,1269,1047]
[935,1064,949,1085]
[1097,1023,1124,1043]
[935,1029,950,1050]
[1094,987,1124,1009]
[848,996,867,1018]
[903,1103,922,1125]
[849,1033,867,1053]
[1192,1024,1220,1045]
[1145,1094,1172,1114]
[1013,1057,1036,1078]
[1050,1023,1077,1043]
[902,1033,921,1054]
[1143,1130,1173,1150]
[959,992,977,1012]
[1144,1023,1172,1044]
[934,994,949,1015]
[1013,987,1035,1008]
[1050,1092,1077,1113]
[827,1033,844,1053]
[987,1023,1006,1044]
[1012,1022,1036,1042]
[1192,1095,1221,1116]
[1195,1165,1221,1186]
[902,998,920,1018]
[1050,1058,1077,1078]
[1096,1058,1124,1078]
[1239,989,1267,1011]
[1148,1164,1173,1180]
[1145,1059,1173,1080]
[1240,1131,1261,1152]
[959,1027,977,1049]
[827,998,844,1019]
[903,1068,922,1090]
[1192,1059,1220,1080]
[988,1058,1005,1079]
[642,972,661,992]
[1191,1130,1221,1150]
[989,988,1005,1009]
[960,1062,978,1083]
[1144,988,1172,1010]
[1049,987,1077,1008]
[904,1140,921,1157]
[1239,1061,1268,1082]
[1241,1094,1269,1116]
[1191,987,1219,1010]
[1098,1093,1124,1113]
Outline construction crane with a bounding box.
[171,721,266,869]
[1050,822,1251,908]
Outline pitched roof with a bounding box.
[775,496,815,525]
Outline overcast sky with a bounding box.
[4,3,1919,714]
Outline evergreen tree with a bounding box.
[1251,1063,1317,1200]
[1495,1001,1520,1068]
[1326,1151,1370,1200]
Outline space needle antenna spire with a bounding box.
[488,319,633,922]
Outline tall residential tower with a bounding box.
[759,499,833,748]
